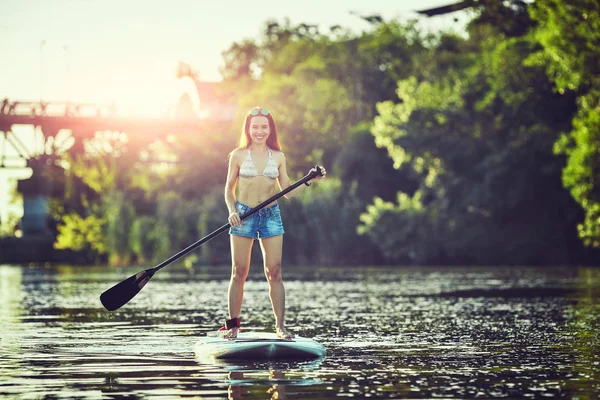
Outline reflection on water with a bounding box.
[0,264,598,398]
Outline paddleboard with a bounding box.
[195,332,326,360]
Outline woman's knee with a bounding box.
[264,262,282,283]
[231,263,249,283]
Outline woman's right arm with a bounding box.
[225,151,242,226]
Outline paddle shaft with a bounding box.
[151,167,321,274]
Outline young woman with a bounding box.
[223,107,326,339]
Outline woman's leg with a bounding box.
[224,235,254,338]
[259,235,293,338]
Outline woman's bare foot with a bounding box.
[276,326,294,339]
[222,327,239,339]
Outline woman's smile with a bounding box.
[253,133,268,141]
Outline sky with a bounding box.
[0,0,470,224]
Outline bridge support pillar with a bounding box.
[17,165,52,237]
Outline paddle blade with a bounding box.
[100,269,155,311]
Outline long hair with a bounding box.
[235,107,282,152]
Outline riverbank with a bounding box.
[0,236,88,264]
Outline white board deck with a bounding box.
[195,331,326,360]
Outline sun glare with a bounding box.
[112,75,177,118]
[70,62,188,119]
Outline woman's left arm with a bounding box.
[277,153,326,199]
[277,153,293,197]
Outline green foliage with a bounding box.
[55,211,106,256]
[528,0,600,92]
[196,187,230,265]
[281,177,383,266]
[105,192,136,265]
[150,192,202,265]
[334,121,418,204]
[0,180,21,237]
[53,118,233,264]
[358,193,443,264]
[529,0,600,247]
[467,0,534,38]
[364,10,593,265]
[554,102,600,246]
[0,212,21,237]
[129,215,158,264]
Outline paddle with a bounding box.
[100,166,324,311]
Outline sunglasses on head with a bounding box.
[249,108,270,116]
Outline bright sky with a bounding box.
[0,0,469,224]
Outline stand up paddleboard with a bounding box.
[195,332,326,360]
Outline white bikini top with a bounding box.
[239,148,279,179]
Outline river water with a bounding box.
[0,264,598,399]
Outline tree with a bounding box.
[528,0,600,247]
[363,10,594,264]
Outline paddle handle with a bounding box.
[151,166,323,273]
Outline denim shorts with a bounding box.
[229,201,285,239]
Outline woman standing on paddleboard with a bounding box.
[223,107,326,339]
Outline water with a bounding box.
[0,264,598,399]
